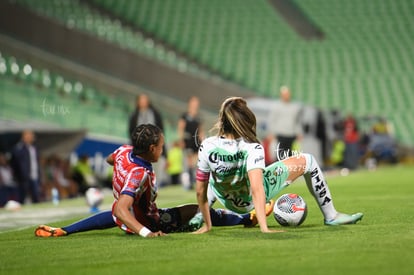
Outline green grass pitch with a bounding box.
[0,165,413,275]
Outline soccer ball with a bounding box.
[85,187,104,208]
[273,193,307,226]
[4,200,21,211]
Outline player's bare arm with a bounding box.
[114,194,165,237]
[194,179,212,234]
[106,154,114,166]
[249,169,284,234]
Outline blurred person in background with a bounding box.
[166,139,184,186]
[261,134,277,166]
[10,130,41,204]
[71,154,97,195]
[362,117,398,166]
[128,93,167,185]
[128,94,165,144]
[177,96,204,190]
[328,138,346,168]
[342,114,360,170]
[0,152,19,207]
[266,86,303,158]
[44,154,78,200]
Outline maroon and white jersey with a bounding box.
[111,145,159,232]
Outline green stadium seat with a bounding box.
[0,50,131,139]
[7,0,414,146]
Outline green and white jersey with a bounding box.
[197,136,265,214]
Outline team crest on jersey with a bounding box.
[273,166,284,176]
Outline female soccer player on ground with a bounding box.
[194,97,363,234]
[35,124,271,238]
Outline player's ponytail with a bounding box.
[213,97,260,144]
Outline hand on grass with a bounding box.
[147,230,166,237]
[192,225,211,234]
[261,228,285,233]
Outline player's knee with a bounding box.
[301,153,319,173]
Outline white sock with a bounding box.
[303,153,338,221]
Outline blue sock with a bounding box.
[62,210,116,235]
[210,209,252,226]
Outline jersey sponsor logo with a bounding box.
[208,151,245,164]
[254,156,264,164]
[215,165,239,176]
[310,167,332,206]
[222,140,235,146]
[115,154,128,177]
[130,172,142,186]
[224,193,251,207]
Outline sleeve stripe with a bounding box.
[196,169,210,182]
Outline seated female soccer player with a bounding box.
[35,124,274,238]
[193,97,363,234]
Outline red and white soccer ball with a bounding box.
[273,193,307,226]
[85,187,104,208]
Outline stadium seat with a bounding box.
[6,0,414,146]
[0,51,129,138]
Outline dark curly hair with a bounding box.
[131,124,162,155]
